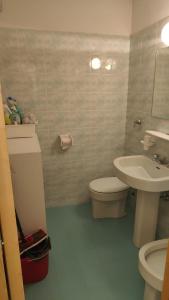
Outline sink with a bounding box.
[114,155,169,192]
[113,155,169,248]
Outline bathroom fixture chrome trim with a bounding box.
[133,119,142,127]
[152,154,169,166]
[0,239,4,246]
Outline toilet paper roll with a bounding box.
[58,134,73,151]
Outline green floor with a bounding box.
[25,203,144,300]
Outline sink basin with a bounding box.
[113,155,169,248]
[114,155,169,192]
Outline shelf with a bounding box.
[146,130,169,142]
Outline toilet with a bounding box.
[139,239,168,300]
[89,177,129,218]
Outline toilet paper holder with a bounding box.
[58,134,73,151]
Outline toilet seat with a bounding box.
[89,177,129,194]
[139,239,168,292]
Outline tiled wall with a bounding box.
[152,47,169,119]
[126,17,169,238]
[1,21,169,236]
[0,28,129,206]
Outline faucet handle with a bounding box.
[152,154,169,165]
[152,153,160,160]
[162,157,169,165]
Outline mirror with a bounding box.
[152,48,169,119]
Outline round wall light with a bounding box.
[90,57,101,70]
[161,22,169,46]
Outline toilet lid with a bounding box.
[89,177,129,193]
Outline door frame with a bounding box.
[161,241,169,299]
[0,229,8,300]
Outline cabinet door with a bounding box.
[10,154,47,236]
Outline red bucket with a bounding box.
[19,229,51,284]
[21,254,49,284]
[15,212,51,285]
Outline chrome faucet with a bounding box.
[152,153,169,166]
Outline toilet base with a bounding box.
[92,198,126,219]
[144,283,161,300]
[89,177,128,219]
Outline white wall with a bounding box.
[132,0,169,33]
[0,0,132,36]
[1,1,169,38]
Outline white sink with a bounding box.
[113,155,169,248]
[114,155,169,192]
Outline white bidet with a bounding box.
[139,239,168,300]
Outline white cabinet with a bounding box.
[7,126,47,236]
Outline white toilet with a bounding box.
[139,239,168,300]
[89,177,129,218]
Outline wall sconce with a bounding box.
[161,22,169,46]
[90,57,101,70]
[105,58,116,71]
